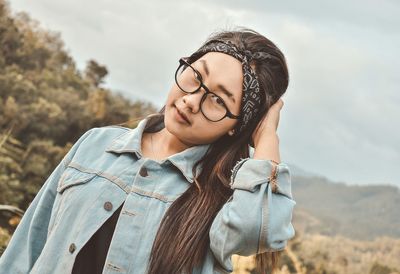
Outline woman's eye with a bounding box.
[210,94,224,106]
[191,71,199,82]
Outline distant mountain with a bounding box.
[287,163,325,178]
[291,174,400,241]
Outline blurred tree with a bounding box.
[84,59,108,87]
[369,262,394,274]
[0,0,157,214]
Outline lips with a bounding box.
[175,106,191,125]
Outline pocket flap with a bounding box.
[57,167,97,194]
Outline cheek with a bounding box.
[165,83,183,104]
[166,88,179,105]
[194,120,231,141]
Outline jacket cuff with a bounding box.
[230,158,293,199]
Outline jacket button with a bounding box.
[69,243,76,253]
[104,201,113,211]
[139,167,148,177]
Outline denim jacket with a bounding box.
[0,116,296,274]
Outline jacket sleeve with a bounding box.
[209,156,296,272]
[0,128,95,274]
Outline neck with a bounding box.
[152,128,193,157]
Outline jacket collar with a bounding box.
[105,115,210,184]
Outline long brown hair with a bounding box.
[119,27,289,274]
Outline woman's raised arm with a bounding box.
[209,157,296,272]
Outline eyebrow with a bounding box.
[199,59,236,104]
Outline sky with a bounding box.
[9,0,400,188]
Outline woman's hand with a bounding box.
[252,99,284,147]
[252,99,284,163]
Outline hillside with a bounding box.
[291,175,400,241]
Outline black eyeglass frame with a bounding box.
[174,57,242,122]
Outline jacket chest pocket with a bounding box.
[49,166,98,235]
[56,166,98,194]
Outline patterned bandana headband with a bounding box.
[187,39,273,136]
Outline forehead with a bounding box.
[193,52,243,104]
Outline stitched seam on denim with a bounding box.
[229,157,250,188]
[57,172,96,192]
[130,186,175,203]
[258,184,269,253]
[121,209,137,216]
[105,262,125,272]
[68,162,130,193]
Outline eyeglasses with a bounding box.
[174,57,241,122]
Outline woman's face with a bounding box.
[164,52,243,146]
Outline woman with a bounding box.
[0,27,296,274]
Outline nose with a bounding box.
[181,89,205,114]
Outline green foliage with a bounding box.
[292,233,400,274]
[369,262,395,274]
[84,59,108,87]
[0,226,11,256]
[0,0,157,213]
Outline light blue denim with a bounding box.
[0,116,296,274]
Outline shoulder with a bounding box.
[68,125,132,161]
[79,125,131,144]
